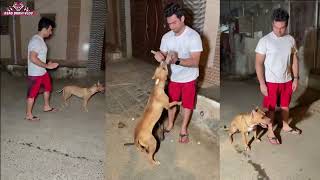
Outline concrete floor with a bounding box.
[219,78,320,180]
[1,71,105,180]
[105,59,219,180]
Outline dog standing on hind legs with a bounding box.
[129,61,181,165]
[57,81,105,112]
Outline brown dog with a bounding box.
[57,81,105,112]
[228,107,271,150]
[133,61,180,165]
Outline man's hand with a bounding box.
[260,83,268,96]
[292,79,298,92]
[46,61,59,69]
[153,51,165,62]
[167,51,178,64]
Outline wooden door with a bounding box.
[130,0,181,59]
[131,0,164,59]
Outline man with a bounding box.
[25,17,59,121]
[153,3,203,143]
[255,8,301,145]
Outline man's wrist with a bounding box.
[259,81,266,86]
[293,76,299,80]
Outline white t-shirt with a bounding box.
[160,26,203,83]
[27,34,47,76]
[255,32,296,83]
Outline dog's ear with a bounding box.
[251,110,256,119]
[255,106,259,112]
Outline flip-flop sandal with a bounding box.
[283,128,301,135]
[164,129,171,133]
[25,116,40,121]
[267,136,280,145]
[43,107,57,112]
[179,133,189,144]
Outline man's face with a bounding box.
[166,14,185,33]
[272,21,287,37]
[44,25,53,38]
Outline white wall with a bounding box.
[0,35,11,59]
[20,0,68,60]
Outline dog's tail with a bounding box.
[56,88,64,93]
[124,142,135,146]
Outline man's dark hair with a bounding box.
[38,17,56,31]
[164,2,184,18]
[272,8,289,26]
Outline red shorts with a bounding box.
[27,72,52,98]
[263,81,292,111]
[168,80,196,110]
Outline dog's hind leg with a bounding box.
[147,137,160,165]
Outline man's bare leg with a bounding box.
[180,107,192,135]
[166,106,177,131]
[26,98,39,120]
[281,107,291,130]
[43,91,54,111]
[281,107,300,134]
[178,107,192,143]
[266,110,279,143]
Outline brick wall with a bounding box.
[200,31,220,87]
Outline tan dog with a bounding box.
[228,107,271,150]
[133,61,180,165]
[57,81,105,112]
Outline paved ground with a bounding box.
[219,77,320,180]
[105,59,219,180]
[1,71,105,180]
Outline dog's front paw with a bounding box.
[154,161,160,165]
[255,138,261,142]
[245,146,251,151]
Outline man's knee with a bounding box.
[280,107,289,111]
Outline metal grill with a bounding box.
[88,0,107,72]
[183,0,207,34]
